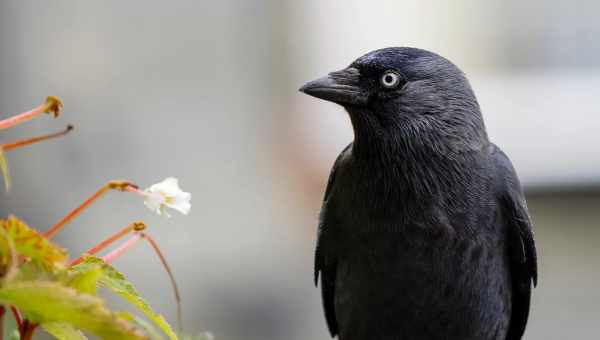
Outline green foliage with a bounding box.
[42,323,88,340]
[0,216,68,271]
[0,98,186,339]
[0,217,180,339]
[64,265,103,295]
[0,281,147,339]
[72,256,178,340]
[119,312,165,340]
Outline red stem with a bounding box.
[1,125,73,152]
[141,233,183,332]
[22,322,38,340]
[101,234,142,264]
[44,186,109,239]
[43,181,138,239]
[0,306,5,340]
[125,186,147,197]
[0,96,62,130]
[0,105,45,130]
[95,231,183,332]
[69,222,145,266]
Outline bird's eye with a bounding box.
[380,71,402,89]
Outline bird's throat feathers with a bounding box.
[344,106,488,207]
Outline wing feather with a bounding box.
[492,145,538,340]
[315,143,352,337]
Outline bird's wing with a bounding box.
[315,143,352,337]
[492,145,538,340]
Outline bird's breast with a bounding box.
[325,165,511,339]
[327,202,511,340]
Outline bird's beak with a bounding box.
[299,67,368,106]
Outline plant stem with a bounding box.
[19,319,28,339]
[0,306,5,340]
[102,234,142,264]
[69,222,146,266]
[96,231,183,332]
[141,233,183,333]
[43,180,138,239]
[1,125,74,152]
[21,321,37,340]
[125,186,147,197]
[0,96,62,130]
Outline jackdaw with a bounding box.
[299,47,537,340]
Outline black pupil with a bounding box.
[384,74,395,84]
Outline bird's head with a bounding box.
[300,47,488,155]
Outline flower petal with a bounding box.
[142,177,191,216]
[151,177,180,196]
[144,192,164,213]
[170,200,191,215]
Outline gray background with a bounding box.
[1,1,598,339]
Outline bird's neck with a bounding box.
[347,111,487,207]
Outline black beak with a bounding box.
[299,67,368,106]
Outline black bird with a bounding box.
[299,47,537,340]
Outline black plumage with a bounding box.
[300,47,537,340]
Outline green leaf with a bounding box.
[118,312,164,340]
[0,147,11,191]
[9,260,102,296]
[42,323,88,340]
[0,280,147,339]
[0,215,68,271]
[10,260,55,283]
[72,257,177,340]
[64,264,103,295]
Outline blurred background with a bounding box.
[1,1,598,339]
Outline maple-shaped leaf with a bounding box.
[118,312,165,340]
[0,280,147,339]
[0,215,68,271]
[72,257,178,340]
[42,322,88,340]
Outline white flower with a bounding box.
[143,177,191,217]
